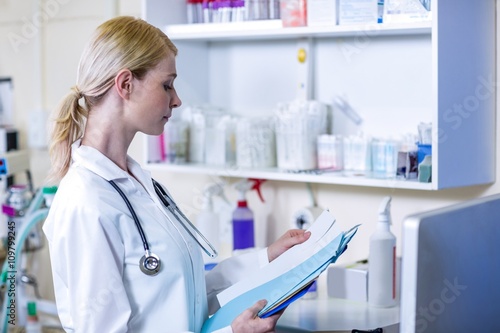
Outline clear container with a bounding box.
[371,139,400,179]
[236,117,276,169]
[343,135,371,176]
[317,134,343,171]
[275,100,328,170]
[164,119,189,164]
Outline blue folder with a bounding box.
[201,223,359,333]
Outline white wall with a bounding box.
[0,0,498,306]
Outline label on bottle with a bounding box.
[392,245,396,299]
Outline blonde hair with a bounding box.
[47,16,177,183]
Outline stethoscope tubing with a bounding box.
[152,180,218,259]
[109,180,150,252]
[107,178,218,275]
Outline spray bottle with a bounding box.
[196,182,229,271]
[368,196,397,307]
[232,179,265,252]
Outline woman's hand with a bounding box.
[231,300,283,333]
[267,229,311,263]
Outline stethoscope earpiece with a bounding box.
[140,252,161,276]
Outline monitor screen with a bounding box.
[400,193,500,332]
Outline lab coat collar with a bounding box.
[71,139,153,190]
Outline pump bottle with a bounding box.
[368,196,397,307]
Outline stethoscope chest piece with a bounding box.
[140,252,161,276]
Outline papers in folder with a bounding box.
[201,210,360,333]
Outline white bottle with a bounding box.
[368,196,397,307]
[196,185,222,271]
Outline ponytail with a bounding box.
[46,16,178,184]
[47,86,88,184]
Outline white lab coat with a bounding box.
[43,141,269,333]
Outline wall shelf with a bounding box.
[164,20,432,41]
[143,0,496,191]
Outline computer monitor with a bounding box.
[400,193,500,332]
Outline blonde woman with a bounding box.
[43,16,310,333]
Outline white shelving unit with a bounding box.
[142,0,495,191]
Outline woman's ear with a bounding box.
[114,69,134,100]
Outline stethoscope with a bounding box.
[108,179,218,276]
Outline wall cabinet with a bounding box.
[142,0,495,191]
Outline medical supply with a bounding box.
[275,100,328,170]
[108,179,218,276]
[232,180,255,251]
[338,0,378,25]
[396,135,418,180]
[186,106,207,163]
[0,77,13,126]
[307,0,337,27]
[371,138,399,179]
[187,0,203,24]
[280,0,307,27]
[368,196,396,308]
[383,0,431,24]
[232,179,266,251]
[231,0,246,21]
[42,186,57,207]
[25,301,42,333]
[247,0,270,20]
[417,143,431,165]
[204,112,236,167]
[196,182,229,270]
[317,134,343,171]
[418,154,432,183]
[268,0,280,19]
[236,117,276,169]
[2,184,45,252]
[163,118,189,164]
[343,134,371,176]
[377,0,384,23]
[418,121,432,144]
[0,187,52,331]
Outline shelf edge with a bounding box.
[145,163,434,190]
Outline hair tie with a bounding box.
[71,86,83,99]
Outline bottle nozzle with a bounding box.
[233,178,266,203]
[378,196,392,224]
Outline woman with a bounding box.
[43,16,310,332]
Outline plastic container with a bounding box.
[25,301,42,333]
[232,200,254,251]
[368,196,397,307]
[232,180,255,251]
[196,183,228,271]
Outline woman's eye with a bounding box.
[163,84,172,90]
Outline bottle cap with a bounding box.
[27,301,37,316]
[42,186,57,194]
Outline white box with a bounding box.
[307,0,338,27]
[338,0,378,25]
[327,258,402,303]
[327,261,369,302]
